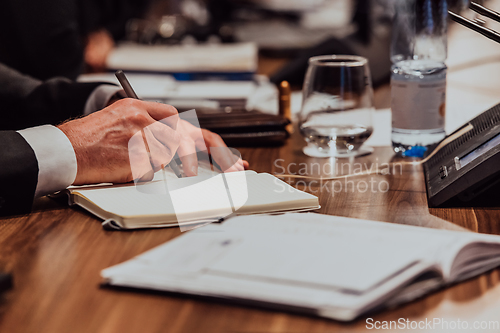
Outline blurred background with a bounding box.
[81,0,475,87]
[84,0,395,86]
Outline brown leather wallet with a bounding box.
[197,111,290,146]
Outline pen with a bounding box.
[448,10,500,44]
[470,2,500,24]
[115,70,183,178]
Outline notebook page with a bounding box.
[72,166,246,219]
[163,171,315,217]
[233,173,318,213]
[101,214,457,320]
[73,184,176,218]
[73,175,239,220]
[436,236,500,281]
[206,219,447,293]
[72,171,316,223]
[107,214,450,293]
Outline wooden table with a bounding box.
[4,6,500,333]
[1,138,500,333]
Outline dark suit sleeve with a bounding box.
[0,131,39,217]
[0,63,106,131]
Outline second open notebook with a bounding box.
[67,170,319,230]
[102,213,500,321]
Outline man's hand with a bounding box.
[58,99,248,185]
[59,99,180,185]
[175,119,249,176]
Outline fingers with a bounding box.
[211,149,244,173]
[129,123,181,181]
[143,101,179,125]
[143,127,177,172]
[128,130,155,182]
[124,103,247,180]
[64,97,250,185]
[201,129,247,173]
[120,99,179,127]
[125,102,181,180]
[147,121,181,163]
[177,137,199,177]
[175,120,204,177]
[166,123,248,177]
[159,113,179,130]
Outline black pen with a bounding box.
[470,2,500,24]
[115,70,183,178]
[449,10,500,44]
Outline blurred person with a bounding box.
[0,0,152,131]
[0,1,250,218]
[0,0,150,80]
[0,63,123,131]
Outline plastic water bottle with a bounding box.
[391,0,448,157]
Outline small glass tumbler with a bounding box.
[299,55,375,158]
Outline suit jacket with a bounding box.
[0,63,105,131]
[0,131,38,217]
[0,64,109,217]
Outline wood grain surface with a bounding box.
[2,131,500,333]
[3,3,500,330]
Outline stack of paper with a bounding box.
[106,42,258,80]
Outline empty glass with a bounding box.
[299,55,375,157]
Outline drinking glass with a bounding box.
[299,55,375,157]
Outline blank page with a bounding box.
[207,214,450,293]
[234,173,318,213]
[71,172,317,222]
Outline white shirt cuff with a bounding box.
[17,125,77,197]
[83,84,122,115]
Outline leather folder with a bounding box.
[197,111,290,146]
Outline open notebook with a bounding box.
[102,213,500,320]
[67,170,319,230]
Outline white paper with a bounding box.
[101,213,477,319]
